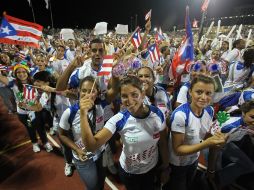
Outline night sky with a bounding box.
[1,0,254,31]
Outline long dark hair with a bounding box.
[14,69,33,92]
[243,48,254,68]
[33,71,57,114]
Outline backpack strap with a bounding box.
[68,103,79,127]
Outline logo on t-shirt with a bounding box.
[153,132,160,139]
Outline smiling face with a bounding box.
[189,81,214,111]
[121,84,145,115]
[15,68,28,83]
[137,67,155,92]
[243,108,254,128]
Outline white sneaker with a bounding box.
[64,163,73,176]
[44,142,53,152]
[32,143,41,153]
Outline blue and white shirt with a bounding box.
[220,117,252,143]
[68,59,107,93]
[104,105,166,174]
[143,85,171,117]
[168,103,214,166]
[238,88,254,105]
[59,101,108,161]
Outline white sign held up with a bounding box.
[115,24,128,34]
[94,22,108,35]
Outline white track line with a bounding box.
[0,140,31,155]
[105,177,119,190]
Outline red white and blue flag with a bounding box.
[169,6,194,83]
[23,84,36,100]
[0,64,8,71]
[97,55,114,76]
[148,43,160,63]
[145,9,152,21]
[201,0,210,12]
[0,14,43,48]
[131,28,142,49]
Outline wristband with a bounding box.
[207,170,215,174]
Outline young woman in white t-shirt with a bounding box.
[80,75,170,190]
[58,76,108,190]
[165,75,227,190]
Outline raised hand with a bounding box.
[80,94,94,114]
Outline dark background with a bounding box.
[1,0,254,30]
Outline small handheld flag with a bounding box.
[145,9,152,21]
[97,55,114,76]
[131,27,142,49]
[148,43,160,63]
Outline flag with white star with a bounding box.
[0,14,43,48]
[0,18,17,38]
[131,28,142,49]
[148,43,160,63]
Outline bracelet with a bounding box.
[207,170,215,174]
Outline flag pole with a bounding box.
[49,0,54,29]
[198,11,206,43]
[30,0,36,23]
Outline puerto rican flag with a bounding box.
[155,32,165,43]
[145,9,152,21]
[97,55,114,76]
[169,6,194,84]
[23,84,36,100]
[0,64,8,71]
[201,0,210,12]
[0,14,43,48]
[148,43,160,63]
[131,28,142,49]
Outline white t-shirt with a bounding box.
[104,105,166,174]
[50,58,70,74]
[39,92,51,111]
[176,82,190,105]
[168,103,214,166]
[224,48,243,63]
[224,61,251,88]
[59,103,106,161]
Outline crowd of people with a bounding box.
[0,17,254,190]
